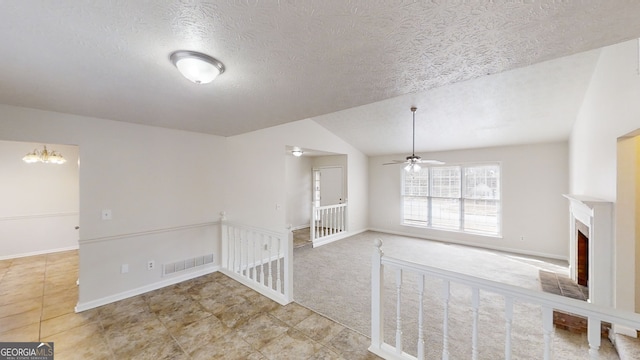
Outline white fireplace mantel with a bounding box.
[563,194,613,307]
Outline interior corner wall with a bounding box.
[368,142,569,259]
[0,140,79,258]
[570,39,640,312]
[616,136,638,313]
[570,40,640,200]
[636,138,640,313]
[285,154,312,229]
[224,119,368,234]
[0,104,226,307]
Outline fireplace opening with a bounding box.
[575,220,589,291]
[577,229,589,287]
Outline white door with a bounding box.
[315,167,343,206]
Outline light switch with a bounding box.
[121,264,129,274]
[102,209,112,220]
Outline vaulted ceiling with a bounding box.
[1,1,639,155]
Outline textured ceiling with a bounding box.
[0,1,639,155]
[313,48,601,155]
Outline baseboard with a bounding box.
[75,264,220,312]
[312,228,367,248]
[291,224,310,231]
[0,245,79,261]
[367,227,568,261]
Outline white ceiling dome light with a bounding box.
[170,50,225,84]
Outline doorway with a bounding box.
[313,166,344,207]
[0,140,79,259]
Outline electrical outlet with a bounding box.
[147,260,155,271]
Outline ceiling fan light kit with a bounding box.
[170,50,225,84]
[383,107,443,172]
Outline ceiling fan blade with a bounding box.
[382,161,408,165]
[419,159,445,165]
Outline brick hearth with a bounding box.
[539,270,610,336]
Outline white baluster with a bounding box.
[244,229,249,277]
[417,274,425,360]
[326,208,330,236]
[320,209,327,237]
[504,297,513,360]
[588,317,601,360]
[395,268,403,354]
[471,287,480,360]
[324,208,328,236]
[331,207,335,234]
[276,235,282,293]
[227,225,232,269]
[268,236,273,289]
[542,306,553,360]
[233,227,238,273]
[250,231,256,281]
[311,205,316,242]
[259,234,265,285]
[442,280,450,360]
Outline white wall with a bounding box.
[225,119,368,234]
[369,142,569,259]
[0,104,226,307]
[570,39,640,312]
[285,154,313,229]
[0,141,79,258]
[571,40,640,200]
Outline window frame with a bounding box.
[400,162,502,237]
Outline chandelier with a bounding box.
[22,145,67,164]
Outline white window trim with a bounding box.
[400,162,502,237]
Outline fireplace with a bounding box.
[563,195,613,307]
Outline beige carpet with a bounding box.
[293,231,619,359]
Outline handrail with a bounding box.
[315,203,347,211]
[311,202,348,246]
[370,239,640,360]
[220,216,293,306]
[381,255,640,329]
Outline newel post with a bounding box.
[310,204,317,244]
[371,239,384,351]
[284,224,294,303]
[220,211,228,270]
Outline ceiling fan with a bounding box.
[383,107,444,172]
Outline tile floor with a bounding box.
[292,227,312,249]
[0,250,380,359]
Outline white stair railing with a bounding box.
[311,202,347,245]
[370,239,640,360]
[220,213,293,305]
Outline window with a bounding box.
[401,163,501,236]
